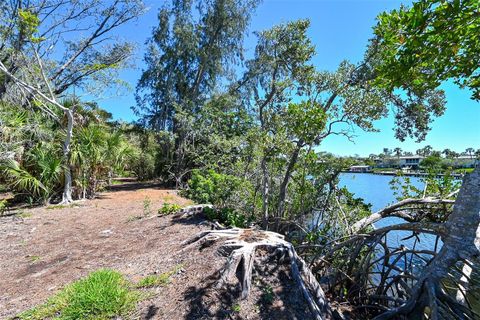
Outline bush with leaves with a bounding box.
[158,203,182,215]
[184,169,245,206]
[203,206,252,228]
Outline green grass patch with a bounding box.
[17,269,139,320]
[136,264,183,288]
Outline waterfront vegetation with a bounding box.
[1,0,479,319]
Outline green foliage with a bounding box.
[373,0,480,100]
[285,101,327,143]
[134,0,258,183]
[261,285,275,304]
[0,199,7,214]
[0,159,48,199]
[17,269,138,320]
[17,9,44,43]
[185,169,244,206]
[203,207,251,228]
[420,155,443,170]
[158,203,182,215]
[232,304,241,313]
[0,102,140,203]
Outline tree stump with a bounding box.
[183,228,332,320]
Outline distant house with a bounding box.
[349,165,371,173]
[398,156,424,170]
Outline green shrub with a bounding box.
[184,169,243,206]
[158,202,182,215]
[132,153,156,181]
[203,206,218,221]
[203,206,251,228]
[17,269,138,320]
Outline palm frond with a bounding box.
[0,159,48,197]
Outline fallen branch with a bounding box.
[352,197,455,232]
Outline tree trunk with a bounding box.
[261,156,270,229]
[61,109,74,203]
[277,140,303,229]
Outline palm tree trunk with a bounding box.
[61,109,74,203]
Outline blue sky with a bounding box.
[99,0,479,156]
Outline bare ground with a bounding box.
[0,182,316,319]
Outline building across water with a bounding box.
[349,165,371,173]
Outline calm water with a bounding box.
[338,173,436,250]
[339,172,424,213]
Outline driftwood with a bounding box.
[183,228,332,320]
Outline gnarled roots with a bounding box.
[183,228,332,320]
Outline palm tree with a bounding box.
[442,148,452,158]
[465,147,475,159]
[71,124,107,199]
[0,159,47,201]
[393,147,402,167]
[27,144,63,203]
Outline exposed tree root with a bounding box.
[183,228,332,320]
[175,204,213,218]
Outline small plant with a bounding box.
[184,169,243,205]
[143,196,152,216]
[29,255,41,263]
[0,199,7,215]
[232,304,241,313]
[17,269,138,320]
[261,285,274,304]
[158,202,182,215]
[136,264,183,288]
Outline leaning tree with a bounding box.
[0,0,144,203]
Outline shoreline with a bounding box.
[343,170,465,179]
